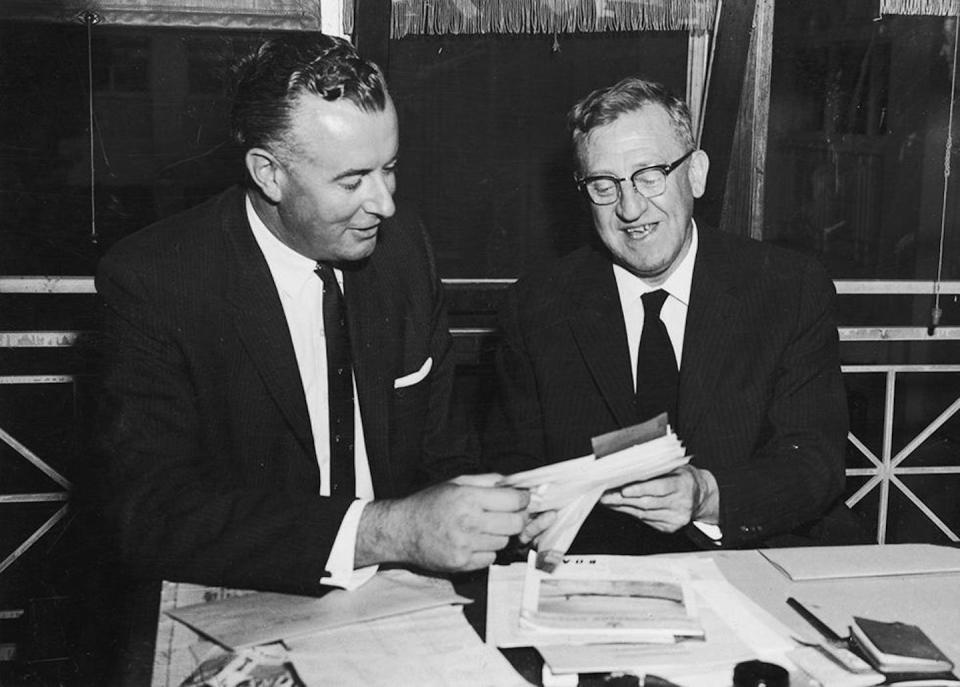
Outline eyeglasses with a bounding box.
[576,150,695,206]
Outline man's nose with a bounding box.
[365,172,396,218]
[616,182,649,221]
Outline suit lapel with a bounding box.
[343,259,394,491]
[221,189,315,460]
[567,249,638,428]
[678,228,742,442]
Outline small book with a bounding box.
[849,617,954,675]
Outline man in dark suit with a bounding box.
[486,77,860,555]
[95,35,531,597]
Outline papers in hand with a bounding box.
[519,551,704,644]
[499,413,690,564]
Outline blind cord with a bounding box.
[931,14,959,334]
[81,10,100,244]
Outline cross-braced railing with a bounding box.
[842,365,960,545]
[2,277,959,574]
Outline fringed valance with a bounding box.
[343,0,717,38]
[1,0,718,37]
[0,0,323,30]
[880,0,960,14]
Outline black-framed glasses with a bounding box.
[576,150,695,206]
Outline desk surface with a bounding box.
[152,545,960,686]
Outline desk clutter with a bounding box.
[156,569,527,687]
[153,545,960,687]
[488,554,798,687]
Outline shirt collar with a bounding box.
[613,220,698,307]
[246,193,322,298]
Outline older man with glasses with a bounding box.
[484,77,866,556]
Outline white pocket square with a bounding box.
[393,357,433,389]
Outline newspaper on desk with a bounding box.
[157,568,527,687]
[498,413,690,568]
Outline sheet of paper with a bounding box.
[519,552,703,643]
[498,417,690,560]
[760,544,960,581]
[153,582,257,687]
[486,556,725,649]
[538,564,799,686]
[286,605,530,687]
[166,568,468,649]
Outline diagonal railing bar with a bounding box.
[0,427,72,490]
[0,493,69,504]
[847,431,882,468]
[892,395,960,468]
[845,473,883,507]
[0,504,69,575]
[890,475,960,542]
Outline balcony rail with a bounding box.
[2,277,959,573]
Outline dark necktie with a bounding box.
[636,289,679,425]
[315,264,355,498]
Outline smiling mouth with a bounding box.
[624,222,657,238]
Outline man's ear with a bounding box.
[244,148,284,203]
[687,149,710,199]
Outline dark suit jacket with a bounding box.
[485,226,857,554]
[95,186,473,594]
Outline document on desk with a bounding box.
[519,551,703,643]
[498,413,690,564]
[286,604,529,687]
[165,568,468,649]
[488,555,797,687]
[760,544,960,581]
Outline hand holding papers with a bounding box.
[498,414,690,567]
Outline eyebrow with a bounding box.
[331,154,399,182]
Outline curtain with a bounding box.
[0,0,328,31]
[352,0,718,38]
[880,0,960,13]
[1,0,717,38]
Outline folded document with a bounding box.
[499,413,690,564]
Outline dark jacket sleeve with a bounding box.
[96,250,353,595]
[709,258,851,547]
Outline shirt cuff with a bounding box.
[321,499,378,590]
[693,521,723,545]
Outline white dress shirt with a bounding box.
[247,195,376,589]
[612,223,721,542]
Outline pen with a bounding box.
[786,596,843,643]
[599,672,683,687]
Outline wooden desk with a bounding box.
[152,545,960,686]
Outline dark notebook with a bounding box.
[849,617,959,686]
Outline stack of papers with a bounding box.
[161,569,528,687]
[499,414,690,565]
[487,555,798,687]
[519,552,703,643]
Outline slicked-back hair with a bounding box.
[568,77,694,170]
[230,34,389,155]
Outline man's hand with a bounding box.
[356,474,531,572]
[518,510,558,548]
[599,465,719,533]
